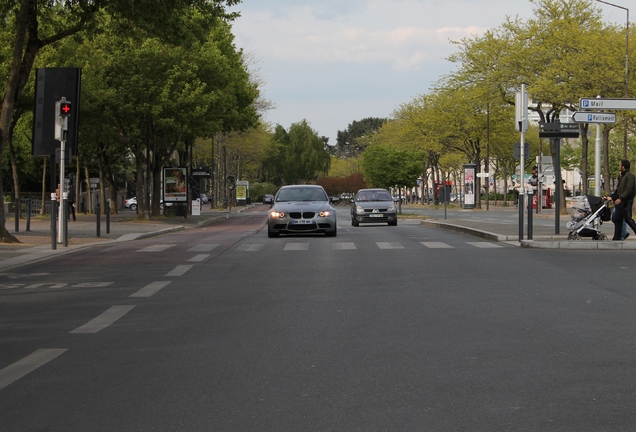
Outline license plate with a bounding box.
[292,219,312,224]
[370,214,383,217]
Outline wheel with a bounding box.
[388,220,397,226]
[595,234,609,241]
[268,228,279,238]
[325,225,337,237]
[130,204,137,212]
[351,217,359,227]
[567,232,581,240]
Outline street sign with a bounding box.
[476,173,489,178]
[571,111,617,124]
[579,98,636,111]
[539,122,580,138]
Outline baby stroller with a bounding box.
[566,194,611,240]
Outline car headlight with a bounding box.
[269,211,285,218]
[319,210,333,217]
[355,206,364,214]
[388,204,396,212]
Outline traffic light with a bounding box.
[59,100,72,117]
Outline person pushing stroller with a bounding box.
[608,159,636,241]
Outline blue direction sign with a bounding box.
[579,98,636,110]
[571,111,616,124]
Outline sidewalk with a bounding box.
[0,204,248,270]
[400,203,635,250]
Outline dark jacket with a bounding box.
[611,170,636,201]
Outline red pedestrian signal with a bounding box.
[59,101,72,117]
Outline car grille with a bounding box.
[289,212,316,219]
[362,208,389,212]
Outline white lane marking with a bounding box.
[187,244,220,252]
[0,349,67,391]
[164,265,193,276]
[70,305,135,334]
[130,281,171,298]
[376,242,404,250]
[420,242,454,249]
[188,254,210,262]
[137,244,177,253]
[332,242,356,250]
[72,282,114,288]
[284,243,309,251]
[237,244,264,252]
[467,242,503,249]
[25,283,68,289]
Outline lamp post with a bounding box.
[596,0,629,158]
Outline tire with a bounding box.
[595,234,609,241]
[351,217,359,227]
[130,204,137,212]
[325,225,337,237]
[567,232,581,240]
[388,220,397,226]
[268,228,279,238]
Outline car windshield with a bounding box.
[356,191,392,202]
[277,188,327,202]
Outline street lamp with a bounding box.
[596,0,629,158]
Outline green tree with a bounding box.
[360,145,422,190]
[266,120,331,185]
[1,0,240,240]
[334,117,387,157]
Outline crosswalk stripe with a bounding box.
[165,265,193,276]
[284,243,310,251]
[376,242,404,249]
[237,244,264,252]
[137,244,177,253]
[130,281,171,298]
[70,305,135,334]
[0,349,67,391]
[467,242,502,248]
[187,244,220,252]
[188,254,210,262]
[420,242,454,249]
[332,242,356,250]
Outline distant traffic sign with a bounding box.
[579,98,636,110]
[571,111,617,124]
[539,122,580,138]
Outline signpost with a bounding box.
[539,122,580,138]
[571,111,617,124]
[579,98,636,110]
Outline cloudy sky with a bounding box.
[228,0,624,145]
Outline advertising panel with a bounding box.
[463,164,476,209]
[164,167,187,202]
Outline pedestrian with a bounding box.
[611,207,628,240]
[610,159,636,241]
[68,195,76,221]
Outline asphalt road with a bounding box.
[1,209,636,431]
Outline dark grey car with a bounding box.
[351,188,398,226]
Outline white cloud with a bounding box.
[230,0,536,142]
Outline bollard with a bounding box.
[106,200,111,234]
[50,194,57,250]
[96,202,101,237]
[518,194,525,242]
[14,200,18,232]
[62,192,68,248]
[26,198,31,231]
[527,191,533,240]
